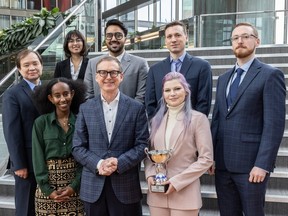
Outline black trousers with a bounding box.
[84,177,142,216]
[14,173,37,216]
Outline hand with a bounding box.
[14,168,28,179]
[249,166,267,183]
[162,180,176,195]
[147,176,155,192]
[207,163,215,175]
[99,157,118,176]
[49,186,74,202]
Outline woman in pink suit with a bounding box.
[144,72,213,216]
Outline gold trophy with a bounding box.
[145,148,172,193]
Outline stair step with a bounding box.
[0,195,14,209]
[140,181,288,203]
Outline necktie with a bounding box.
[227,68,244,108]
[172,59,181,72]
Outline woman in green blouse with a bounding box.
[32,77,86,215]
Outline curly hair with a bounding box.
[32,78,87,115]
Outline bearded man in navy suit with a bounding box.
[210,22,286,216]
[145,21,212,119]
[72,56,149,216]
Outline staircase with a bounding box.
[0,45,287,215]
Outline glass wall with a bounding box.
[0,15,9,30]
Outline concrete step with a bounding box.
[147,53,288,67]
[89,45,288,60]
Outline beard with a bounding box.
[107,41,125,55]
[233,46,255,58]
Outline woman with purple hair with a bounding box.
[144,72,213,216]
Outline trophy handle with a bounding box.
[166,149,173,162]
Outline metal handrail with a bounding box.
[199,9,287,17]
[0,0,89,88]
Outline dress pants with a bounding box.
[14,173,37,216]
[215,169,268,216]
[84,177,142,216]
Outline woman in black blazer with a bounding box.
[54,30,89,80]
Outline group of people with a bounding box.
[2,19,285,216]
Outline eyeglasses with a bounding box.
[230,34,257,42]
[68,38,83,44]
[105,32,124,40]
[97,70,122,78]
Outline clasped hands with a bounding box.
[98,157,118,176]
[49,186,74,202]
[147,176,176,195]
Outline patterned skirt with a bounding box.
[35,157,84,215]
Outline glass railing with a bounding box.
[119,10,288,50]
[0,0,95,95]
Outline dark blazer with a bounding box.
[145,53,212,119]
[211,58,286,173]
[72,93,149,204]
[54,57,89,80]
[2,80,40,216]
[3,80,40,172]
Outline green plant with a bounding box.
[0,7,61,55]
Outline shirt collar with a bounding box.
[109,50,125,62]
[170,51,186,63]
[23,78,41,90]
[101,91,120,104]
[235,57,255,72]
[48,111,76,126]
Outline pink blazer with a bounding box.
[144,110,213,210]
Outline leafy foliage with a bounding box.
[0,7,61,55]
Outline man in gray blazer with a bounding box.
[210,22,286,216]
[84,19,149,103]
[73,56,149,216]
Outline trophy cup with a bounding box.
[145,148,172,193]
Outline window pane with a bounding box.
[0,0,9,8]
[0,15,9,30]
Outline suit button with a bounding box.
[108,150,111,154]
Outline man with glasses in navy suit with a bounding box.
[73,56,149,216]
[210,22,286,216]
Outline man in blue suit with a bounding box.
[145,21,212,119]
[3,50,42,216]
[72,56,149,216]
[210,23,286,216]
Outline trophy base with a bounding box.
[151,184,169,193]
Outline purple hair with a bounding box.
[149,72,192,146]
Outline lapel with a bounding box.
[179,53,192,77]
[78,57,88,79]
[64,59,72,79]
[109,93,129,146]
[219,68,235,113]
[21,80,34,101]
[163,56,172,73]
[227,59,261,113]
[121,52,131,74]
[94,96,110,145]
[154,112,185,150]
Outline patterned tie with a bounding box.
[172,59,181,72]
[227,68,244,109]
